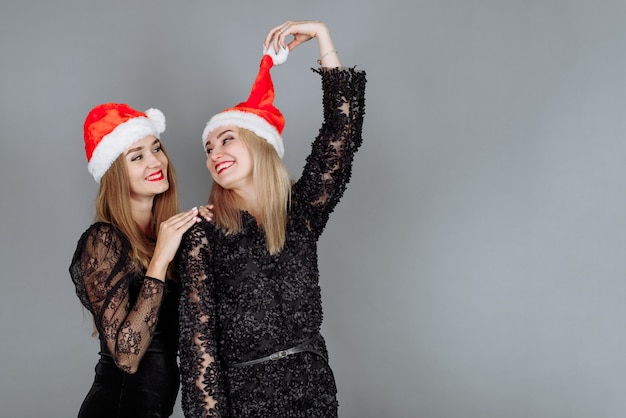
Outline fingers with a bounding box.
[164,204,214,230]
[171,207,200,225]
[265,20,323,53]
[265,24,285,50]
[197,205,214,221]
[159,207,201,235]
[265,24,289,53]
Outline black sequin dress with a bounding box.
[177,67,366,418]
[70,223,180,418]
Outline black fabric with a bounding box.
[177,67,366,418]
[77,349,179,418]
[70,223,180,417]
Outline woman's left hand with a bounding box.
[265,20,320,50]
[264,20,340,68]
[197,204,214,221]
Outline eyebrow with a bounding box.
[216,129,234,139]
[207,130,234,148]
[126,139,160,155]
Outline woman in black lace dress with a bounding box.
[177,21,366,417]
[70,103,210,417]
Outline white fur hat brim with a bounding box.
[202,110,284,159]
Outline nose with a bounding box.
[146,151,163,167]
[210,148,223,161]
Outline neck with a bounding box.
[234,188,261,223]
[131,197,155,236]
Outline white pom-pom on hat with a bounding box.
[145,108,166,133]
[263,44,289,65]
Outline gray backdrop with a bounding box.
[2,1,626,417]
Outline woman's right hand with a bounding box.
[147,207,202,281]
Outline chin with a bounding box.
[155,181,170,194]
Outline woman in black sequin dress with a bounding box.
[69,103,210,418]
[177,21,366,417]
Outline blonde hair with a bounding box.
[95,144,179,278]
[209,128,291,255]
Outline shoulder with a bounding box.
[69,223,131,285]
[75,222,128,254]
[80,222,124,240]
[182,219,213,247]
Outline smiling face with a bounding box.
[205,126,254,192]
[124,135,169,203]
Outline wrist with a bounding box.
[317,50,338,66]
[146,258,169,282]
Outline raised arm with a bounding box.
[177,223,226,418]
[266,21,367,236]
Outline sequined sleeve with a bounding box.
[69,222,165,374]
[293,67,367,237]
[177,222,226,418]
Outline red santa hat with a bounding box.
[83,103,166,183]
[202,45,289,158]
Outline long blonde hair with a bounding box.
[209,128,291,255]
[95,144,179,277]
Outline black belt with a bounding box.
[228,334,327,369]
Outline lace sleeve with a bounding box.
[69,223,165,374]
[178,222,226,418]
[293,67,367,237]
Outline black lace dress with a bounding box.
[177,67,366,418]
[70,223,180,418]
